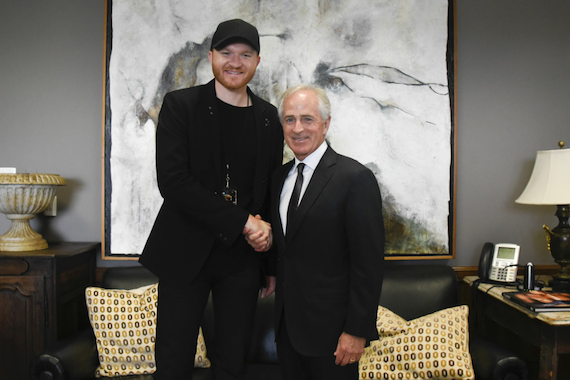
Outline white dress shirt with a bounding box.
[279,142,328,234]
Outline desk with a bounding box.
[465,276,570,380]
[0,242,98,380]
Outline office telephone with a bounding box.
[478,242,520,283]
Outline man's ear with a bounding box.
[208,50,213,63]
[323,116,331,135]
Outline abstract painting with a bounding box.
[103,0,455,259]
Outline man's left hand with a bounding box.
[260,276,276,298]
[333,332,366,366]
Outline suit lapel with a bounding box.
[285,147,337,244]
[251,90,272,206]
[201,81,222,185]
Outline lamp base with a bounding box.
[550,275,570,292]
[543,204,570,292]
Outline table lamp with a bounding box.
[515,141,570,291]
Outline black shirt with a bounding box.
[208,98,259,270]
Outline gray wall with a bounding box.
[0,1,568,268]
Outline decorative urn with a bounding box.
[0,173,66,251]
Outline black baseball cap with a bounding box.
[211,19,260,53]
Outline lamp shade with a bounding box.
[516,148,570,205]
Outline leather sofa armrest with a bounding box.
[470,333,529,380]
[31,328,99,380]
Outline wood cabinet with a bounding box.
[0,242,98,380]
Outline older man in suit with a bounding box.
[269,84,385,379]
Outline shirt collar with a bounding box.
[294,141,328,171]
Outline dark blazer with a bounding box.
[271,146,384,356]
[139,80,283,284]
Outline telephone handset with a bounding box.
[478,242,520,282]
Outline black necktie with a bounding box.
[286,163,305,234]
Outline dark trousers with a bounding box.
[154,257,261,380]
[276,314,359,380]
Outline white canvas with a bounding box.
[107,0,452,256]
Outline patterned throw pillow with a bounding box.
[359,306,474,380]
[86,284,211,378]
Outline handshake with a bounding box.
[243,214,272,252]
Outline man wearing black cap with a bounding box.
[139,19,283,380]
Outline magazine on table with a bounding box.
[502,290,570,312]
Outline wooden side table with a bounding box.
[0,242,99,380]
[465,276,570,380]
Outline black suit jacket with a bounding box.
[271,147,384,356]
[139,80,283,284]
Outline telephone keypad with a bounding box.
[490,263,516,282]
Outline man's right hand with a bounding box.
[243,214,272,252]
[334,332,366,366]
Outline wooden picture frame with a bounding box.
[102,0,457,260]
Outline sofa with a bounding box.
[31,264,528,380]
